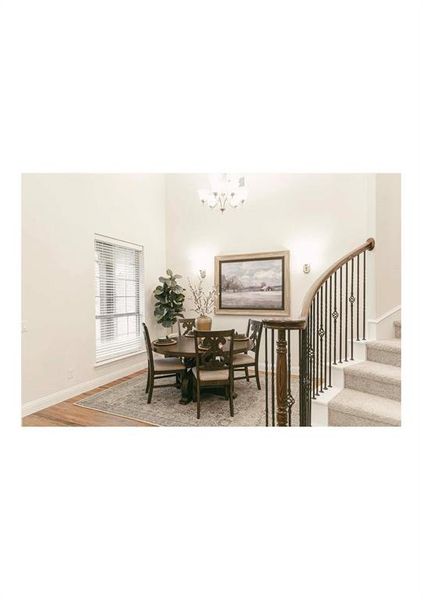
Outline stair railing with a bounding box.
[263,238,375,426]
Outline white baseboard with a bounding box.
[22,358,148,417]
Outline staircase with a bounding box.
[328,320,401,426]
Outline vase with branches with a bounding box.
[187,271,217,330]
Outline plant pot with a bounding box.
[195,315,212,331]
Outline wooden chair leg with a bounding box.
[228,383,234,417]
[145,368,150,393]
[245,366,250,382]
[147,374,154,404]
[255,364,261,390]
[196,380,201,419]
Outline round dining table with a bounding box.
[153,334,253,403]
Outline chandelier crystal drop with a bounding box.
[198,173,248,213]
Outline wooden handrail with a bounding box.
[299,238,375,320]
[263,238,376,426]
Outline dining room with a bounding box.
[21,172,401,427]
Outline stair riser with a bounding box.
[344,372,401,401]
[367,347,401,367]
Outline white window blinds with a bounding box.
[95,235,144,363]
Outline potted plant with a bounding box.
[153,269,185,335]
[187,270,217,330]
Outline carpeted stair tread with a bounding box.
[329,388,401,426]
[343,360,401,401]
[344,360,401,385]
[366,339,401,367]
[394,320,401,339]
[367,339,401,353]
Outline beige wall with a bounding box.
[22,174,167,407]
[165,174,374,336]
[374,174,401,316]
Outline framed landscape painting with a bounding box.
[214,251,290,316]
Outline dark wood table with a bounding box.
[153,335,252,403]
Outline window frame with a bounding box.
[94,234,145,366]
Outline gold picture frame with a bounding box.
[214,251,290,316]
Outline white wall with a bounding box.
[165,174,374,335]
[22,174,167,411]
[374,174,401,316]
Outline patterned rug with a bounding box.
[75,372,300,427]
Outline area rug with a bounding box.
[75,372,300,427]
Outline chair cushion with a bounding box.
[192,367,230,382]
[153,358,186,373]
[232,352,255,366]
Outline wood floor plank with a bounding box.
[22,369,153,427]
[22,414,74,427]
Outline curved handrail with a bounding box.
[263,238,375,330]
[299,238,375,320]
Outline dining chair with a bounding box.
[192,329,235,419]
[142,323,187,404]
[232,319,263,390]
[177,317,196,337]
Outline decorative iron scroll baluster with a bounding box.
[299,327,311,426]
[265,326,269,426]
[339,265,343,363]
[287,329,294,426]
[329,275,333,386]
[356,253,360,341]
[312,297,316,399]
[319,287,324,393]
[307,308,313,401]
[350,256,355,360]
[315,289,320,396]
[333,270,338,365]
[324,280,328,390]
[345,260,349,362]
[363,250,367,340]
[271,328,275,426]
[262,239,375,427]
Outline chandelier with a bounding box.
[198,174,248,213]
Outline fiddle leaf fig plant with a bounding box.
[153,269,185,331]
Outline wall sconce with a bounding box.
[303,264,311,274]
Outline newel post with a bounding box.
[276,328,289,426]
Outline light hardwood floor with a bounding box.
[22,369,155,427]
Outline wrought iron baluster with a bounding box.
[312,297,316,399]
[299,327,310,426]
[287,329,292,426]
[319,286,323,393]
[329,275,332,386]
[356,253,360,341]
[316,289,320,396]
[363,250,367,340]
[271,328,275,426]
[265,326,269,426]
[324,280,328,390]
[308,314,313,404]
[345,260,349,362]
[333,270,338,365]
[350,257,355,360]
[339,265,343,363]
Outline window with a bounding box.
[95,235,144,363]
